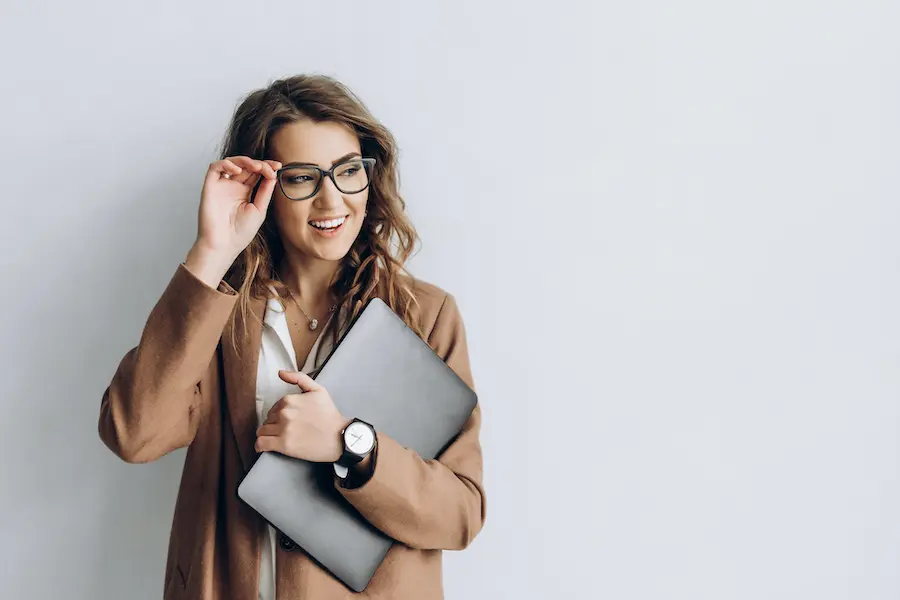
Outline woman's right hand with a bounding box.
[194,156,282,260]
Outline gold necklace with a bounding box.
[286,288,337,331]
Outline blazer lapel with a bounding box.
[221,293,267,473]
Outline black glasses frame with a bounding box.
[275,157,377,201]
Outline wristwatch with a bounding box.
[333,418,376,479]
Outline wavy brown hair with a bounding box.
[219,74,423,362]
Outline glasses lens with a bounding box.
[332,159,371,194]
[280,167,321,199]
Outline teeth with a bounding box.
[310,216,346,229]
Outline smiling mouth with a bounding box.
[309,215,348,232]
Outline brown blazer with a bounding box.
[98,263,486,600]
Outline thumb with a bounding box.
[252,173,276,216]
[252,160,281,216]
[278,369,322,392]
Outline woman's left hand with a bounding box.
[255,370,348,462]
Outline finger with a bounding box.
[252,174,277,214]
[278,369,322,392]
[247,161,274,180]
[266,398,287,418]
[226,156,263,171]
[226,156,266,185]
[267,394,305,416]
[219,159,243,177]
[247,159,268,179]
[206,159,243,186]
[255,435,282,454]
[260,160,278,179]
[270,394,306,417]
[217,159,256,185]
[256,423,281,437]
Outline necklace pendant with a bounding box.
[309,319,319,331]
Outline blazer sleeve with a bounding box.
[335,293,487,551]
[98,262,238,463]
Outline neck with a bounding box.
[277,248,341,307]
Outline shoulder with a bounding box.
[400,273,464,337]
[400,273,472,381]
[407,275,450,310]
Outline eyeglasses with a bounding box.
[275,157,376,201]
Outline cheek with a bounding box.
[349,195,368,231]
[349,192,368,216]
[274,197,310,235]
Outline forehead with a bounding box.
[269,119,361,167]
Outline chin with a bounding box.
[304,235,359,262]
[314,247,353,262]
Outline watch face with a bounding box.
[344,421,375,455]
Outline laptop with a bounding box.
[237,296,478,592]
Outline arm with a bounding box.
[335,293,487,551]
[98,260,238,463]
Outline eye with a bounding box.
[286,175,314,184]
[338,166,360,177]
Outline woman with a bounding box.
[98,74,486,600]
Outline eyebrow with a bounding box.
[281,152,362,169]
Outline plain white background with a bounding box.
[1,1,898,598]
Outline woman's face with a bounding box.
[268,119,369,262]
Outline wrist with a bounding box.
[340,441,377,488]
[331,415,352,462]
[184,242,237,289]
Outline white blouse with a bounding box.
[254,295,336,600]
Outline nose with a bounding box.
[313,175,344,210]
